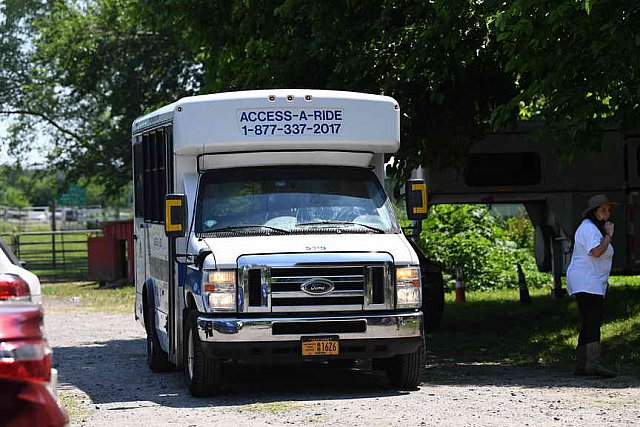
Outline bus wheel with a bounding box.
[184,310,222,396]
[144,297,173,372]
[386,341,426,390]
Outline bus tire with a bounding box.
[386,341,426,390]
[184,310,222,396]
[144,293,173,372]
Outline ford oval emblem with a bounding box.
[301,278,335,295]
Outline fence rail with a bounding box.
[0,206,132,233]
[0,229,102,282]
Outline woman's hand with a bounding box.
[604,221,614,237]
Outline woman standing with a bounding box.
[566,194,617,378]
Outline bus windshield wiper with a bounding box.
[205,225,290,234]
[295,220,385,233]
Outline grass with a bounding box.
[57,389,95,422]
[429,276,640,376]
[42,281,134,314]
[239,402,306,413]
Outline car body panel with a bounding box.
[0,303,67,426]
[0,238,42,304]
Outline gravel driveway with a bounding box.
[43,298,640,427]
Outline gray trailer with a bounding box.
[425,124,640,295]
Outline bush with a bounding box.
[418,204,551,291]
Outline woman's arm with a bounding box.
[589,222,614,258]
[589,234,612,257]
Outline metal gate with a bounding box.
[0,230,101,282]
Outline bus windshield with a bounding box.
[195,166,399,235]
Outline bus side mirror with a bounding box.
[405,179,428,220]
[165,194,187,238]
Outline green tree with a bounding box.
[0,187,30,208]
[142,0,515,180]
[3,0,640,192]
[492,0,640,158]
[0,0,42,111]
[0,165,50,207]
[82,178,130,208]
[3,0,198,197]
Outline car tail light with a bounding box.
[0,339,52,383]
[0,274,31,301]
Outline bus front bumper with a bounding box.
[196,312,423,361]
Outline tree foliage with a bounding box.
[0,164,125,208]
[492,0,640,158]
[0,165,55,207]
[2,0,640,193]
[140,0,516,180]
[0,0,42,108]
[419,204,550,290]
[2,0,199,196]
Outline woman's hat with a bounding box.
[582,194,617,217]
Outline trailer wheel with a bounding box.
[386,341,426,390]
[184,310,222,396]
[144,294,173,372]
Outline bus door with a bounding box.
[137,126,177,362]
[163,127,181,366]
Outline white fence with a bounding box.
[0,206,132,232]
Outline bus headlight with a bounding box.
[203,270,236,312]
[396,266,422,308]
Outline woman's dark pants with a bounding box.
[574,292,604,346]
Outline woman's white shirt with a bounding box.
[566,219,613,296]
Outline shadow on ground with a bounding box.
[425,285,640,378]
[53,338,408,409]
[53,332,640,412]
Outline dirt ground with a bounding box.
[43,298,640,427]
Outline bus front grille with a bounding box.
[269,265,365,311]
[238,253,394,313]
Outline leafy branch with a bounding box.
[0,110,83,142]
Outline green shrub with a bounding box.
[418,204,551,291]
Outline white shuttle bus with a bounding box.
[132,89,429,396]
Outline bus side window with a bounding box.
[133,137,144,218]
[141,128,168,223]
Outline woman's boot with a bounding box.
[573,345,587,375]
[585,342,617,378]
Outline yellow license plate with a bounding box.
[301,336,339,356]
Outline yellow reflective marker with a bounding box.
[166,198,183,233]
[411,183,428,214]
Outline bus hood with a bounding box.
[201,233,418,268]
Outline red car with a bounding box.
[0,303,68,427]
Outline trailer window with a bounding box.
[464,152,541,187]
